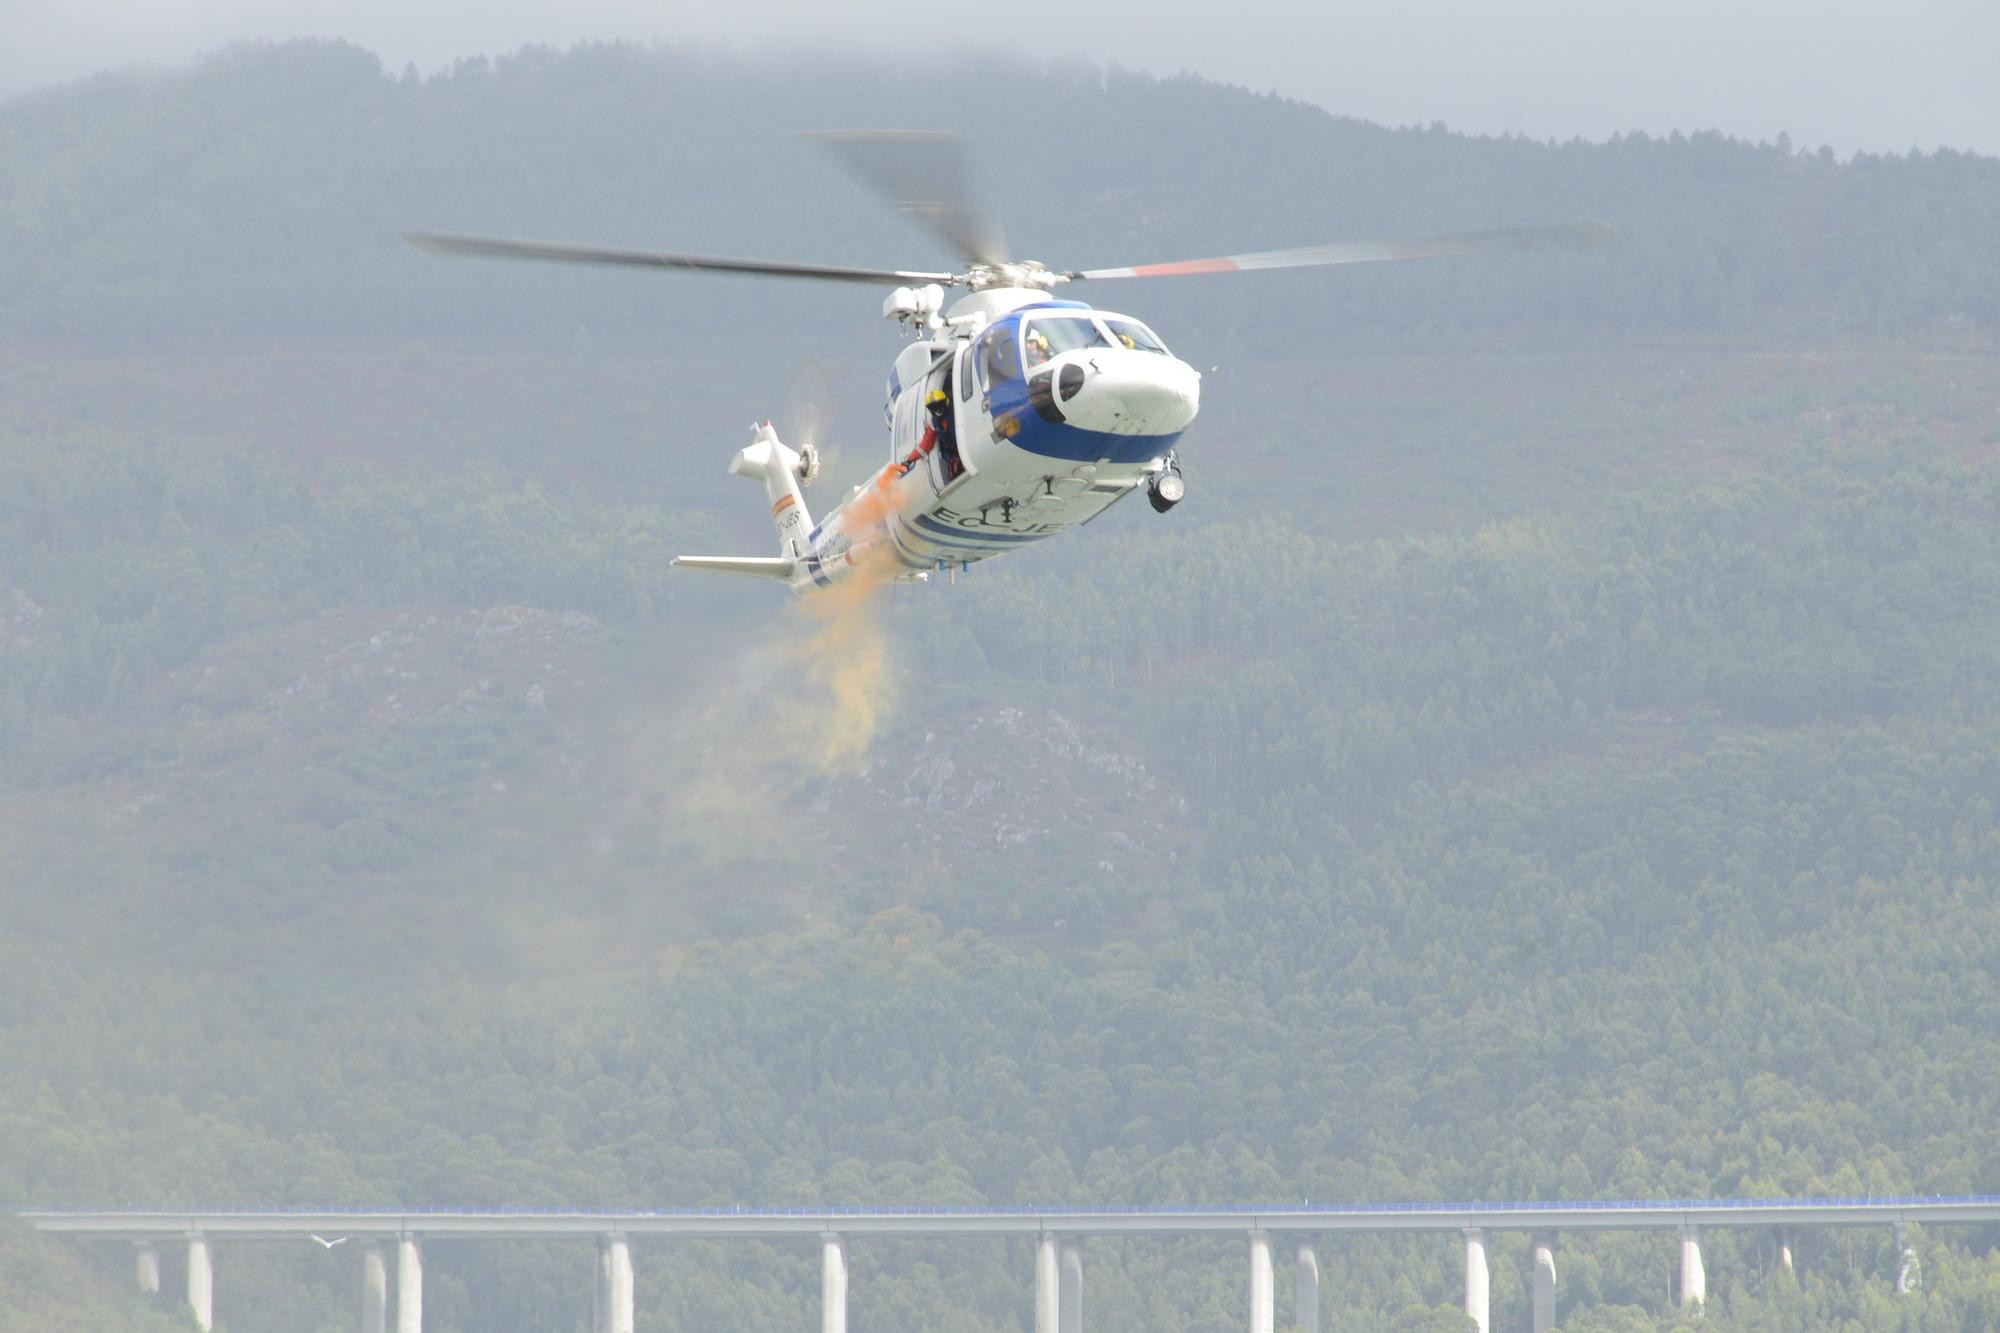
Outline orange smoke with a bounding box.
[785,462,907,771]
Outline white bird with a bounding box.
[310,1234,349,1249]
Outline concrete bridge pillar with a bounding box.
[134,1242,161,1297]
[1531,1234,1557,1333]
[1035,1234,1059,1333]
[1678,1225,1705,1311]
[397,1235,423,1333]
[593,1237,611,1333]
[604,1234,633,1333]
[1777,1230,1793,1273]
[186,1233,214,1332]
[1248,1230,1273,1333]
[821,1234,848,1333]
[1896,1223,1921,1294]
[1463,1229,1489,1333]
[1059,1238,1083,1333]
[1294,1242,1320,1333]
[362,1243,388,1333]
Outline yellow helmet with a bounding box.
[927,389,949,405]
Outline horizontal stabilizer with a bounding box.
[672,555,796,581]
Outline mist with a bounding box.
[4,26,2000,1333]
[5,0,1998,154]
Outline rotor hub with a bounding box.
[962,261,1064,292]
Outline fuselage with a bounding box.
[791,288,1200,591]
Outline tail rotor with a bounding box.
[777,356,840,489]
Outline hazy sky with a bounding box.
[4,0,1995,155]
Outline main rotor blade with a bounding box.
[808,131,1010,269]
[406,233,957,287]
[1067,220,1617,281]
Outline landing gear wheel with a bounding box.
[1147,467,1185,513]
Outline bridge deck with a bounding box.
[19,1197,2000,1240]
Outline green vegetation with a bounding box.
[0,1221,188,1333]
[5,40,2000,1331]
[2,41,1997,348]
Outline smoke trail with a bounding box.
[793,581,887,770]
[783,474,904,772]
[629,464,908,862]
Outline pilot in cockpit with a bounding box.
[1024,327,1053,370]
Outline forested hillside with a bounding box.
[5,40,2000,1332]
[3,40,1998,349]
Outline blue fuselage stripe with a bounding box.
[984,363,1181,464]
[884,524,932,569]
[1012,420,1183,464]
[912,513,1050,544]
[910,525,1055,553]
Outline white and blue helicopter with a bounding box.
[413,133,1611,593]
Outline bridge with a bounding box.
[22,1195,1992,1333]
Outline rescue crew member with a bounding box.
[898,389,956,477]
[932,388,963,480]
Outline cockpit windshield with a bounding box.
[1023,316,1111,369]
[1104,319,1170,355]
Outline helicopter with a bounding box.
[411,133,1612,593]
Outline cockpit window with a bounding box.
[980,326,1021,383]
[1105,320,1170,354]
[1023,316,1111,369]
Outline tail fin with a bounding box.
[672,423,816,588]
[728,422,815,560]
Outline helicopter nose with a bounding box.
[1052,351,1201,436]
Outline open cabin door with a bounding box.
[932,346,969,487]
[890,382,922,463]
